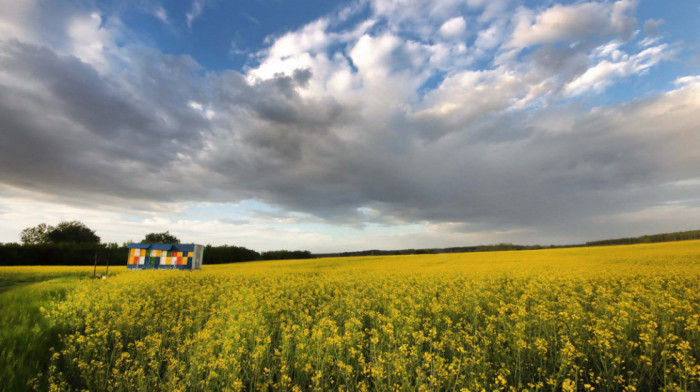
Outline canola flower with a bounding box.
[30,241,700,391]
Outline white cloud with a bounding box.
[67,13,109,69]
[439,17,466,39]
[186,0,209,28]
[509,0,636,48]
[415,67,528,127]
[349,33,401,78]
[565,44,670,96]
[65,12,128,74]
[189,101,215,119]
[610,0,637,38]
[475,22,504,51]
[675,75,700,86]
[369,0,467,39]
[248,19,333,83]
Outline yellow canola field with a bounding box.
[40,241,700,391]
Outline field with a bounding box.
[1,242,699,391]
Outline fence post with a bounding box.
[93,251,109,278]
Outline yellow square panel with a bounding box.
[153,250,161,257]
[187,252,193,257]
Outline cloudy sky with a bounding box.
[0,0,699,252]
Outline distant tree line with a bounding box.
[585,230,700,247]
[261,250,313,260]
[203,245,262,264]
[0,243,129,267]
[314,230,700,258]
[0,222,314,266]
[314,244,549,258]
[2,221,698,266]
[202,248,313,264]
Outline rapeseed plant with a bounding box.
[10,240,699,391]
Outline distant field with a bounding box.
[1,241,699,391]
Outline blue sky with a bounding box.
[0,0,699,252]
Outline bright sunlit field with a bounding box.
[1,241,699,391]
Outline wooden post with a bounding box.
[93,251,110,278]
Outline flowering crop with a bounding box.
[38,241,700,391]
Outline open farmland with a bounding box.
[1,241,699,391]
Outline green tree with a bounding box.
[142,231,180,244]
[19,223,52,245]
[45,221,100,244]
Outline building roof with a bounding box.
[127,243,200,252]
[127,243,173,250]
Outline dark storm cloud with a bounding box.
[194,81,699,240]
[0,40,210,201]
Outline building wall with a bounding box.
[126,244,202,270]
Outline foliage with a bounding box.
[203,245,260,264]
[46,221,101,244]
[317,244,546,258]
[141,231,180,244]
[0,244,265,266]
[261,249,313,260]
[586,229,700,246]
[11,240,697,391]
[0,244,128,266]
[20,223,52,245]
[20,221,100,245]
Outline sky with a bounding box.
[0,0,699,253]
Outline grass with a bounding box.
[1,241,699,391]
[0,267,104,391]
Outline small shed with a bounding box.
[126,243,204,270]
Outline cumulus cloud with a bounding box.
[0,0,697,248]
[439,17,466,38]
[67,13,113,71]
[509,0,637,48]
[564,44,673,95]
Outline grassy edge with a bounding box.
[0,273,88,391]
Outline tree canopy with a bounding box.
[141,231,180,244]
[46,221,101,244]
[20,221,100,245]
[20,223,52,245]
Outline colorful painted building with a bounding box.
[126,243,204,270]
